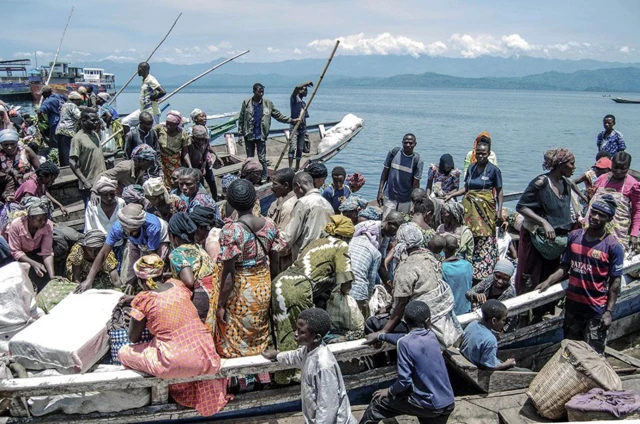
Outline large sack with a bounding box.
[326,290,365,332]
[317,114,364,154]
[27,365,150,416]
[0,263,41,353]
[9,290,123,374]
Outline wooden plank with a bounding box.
[608,310,640,342]
[483,370,538,393]
[605,347,640,369]
[150,383,169,405]
[498,317,563,347]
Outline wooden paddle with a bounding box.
[273,40,340,171]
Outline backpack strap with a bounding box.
[390,146,421,177]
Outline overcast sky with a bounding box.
[3,0,640,65]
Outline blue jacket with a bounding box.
[39,94,66,128]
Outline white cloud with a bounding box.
[103,55,137,62]
[501,34,534,51]
[449,34,504,58]
[71,51,92,56]
[293,48,302,55]
[307,32,447,58]
[620,46,631,54]
[267,47,280,53]
[207,45,219,52]
[128,48,137,53]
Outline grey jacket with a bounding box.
[239,97,291,141]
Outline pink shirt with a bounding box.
[593,173,640,237]
[14,175,46,203]
[7,216,54,260]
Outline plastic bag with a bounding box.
[368,285,392,317]
[326,290,365,332]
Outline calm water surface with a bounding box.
[17,87,640,203]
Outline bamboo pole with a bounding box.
[100,128,123,148]
[273,40,340,171]
[107,13,183,106]
[39,5,75,106]
[159,50,249,103]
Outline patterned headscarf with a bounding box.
[0,128,19,144]
[358,206,383,221]
[190,108,204,122]
[97,92,110,102]
[143,177,170,203]
[354,220,381,249]
[122,184,146,205]
[192,125,208,139]
[241,158,262,176]
[542,148,575,171]
[131,144,156,162]
[165,110,183,126]
[117,203,146,232]
[133,254,164,290]
[442,201,464,225]
[222,173,239,191]
[93,176,118,194]
[168,212,197,242]
[394,222,424,260]
[338,195,367,212]
[345,172,365,192]
[470,131,491,164]
[25,196,50,216]
[81,229,106,248]
[324,215,355,238]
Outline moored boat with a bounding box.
[611,97,640,104]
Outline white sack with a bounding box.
[318,114,364,154]
[0,263,41,352]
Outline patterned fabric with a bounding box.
[118,279,229,416]
[155,125,190,156]
[463,190,497,237]
[0,145,34,197]
[466,275,516,303]
[186,193,221,222]
[55,102,81,138]
[219,218,285,269]
[66,243,118,288]
[597,129,626,155]
[471,236,498,281]
[427,164,461,195]
[214,262,272,358]
[148,194,187,221]
[161,152,182,189]
[108,328,152,365]
[169,243,216,298]
[348,236,382,301]
[35,278,76,313]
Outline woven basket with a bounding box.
[527,346,600,419]
[567,409,640,421]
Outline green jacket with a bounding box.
[239,97,292,142]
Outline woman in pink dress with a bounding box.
[118,254,230,416]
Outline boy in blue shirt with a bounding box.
[322,166,352,212]
[361,301,455,424]
[460,299,517,370]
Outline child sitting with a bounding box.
[460,299,518,370]
[263,308,356,424]
[361,300,455,424]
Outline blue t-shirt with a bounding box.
[464,162,502,191]
[442,259,473,315]
[322,184,352,213]
[383,149,424,203]
[460,321,501,369]
[106,213,162,251]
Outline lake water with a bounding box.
[18,87,640,203]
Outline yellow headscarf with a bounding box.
[324,215,355,238]
[133,254,164,290]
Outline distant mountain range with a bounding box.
[71,54,640,92]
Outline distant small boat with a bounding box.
[612,97,640,104]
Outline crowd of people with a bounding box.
[0,63,637,422]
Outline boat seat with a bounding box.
[212,162,244,178]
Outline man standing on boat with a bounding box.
[137,62,166,125]
[288,81,313,171]
[38,86,66,149]
[239,83,298,184]
[377,134,423,218]
[597,115,626,157]
[538,194,623,354]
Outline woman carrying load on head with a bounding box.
[463,132,498,178]
[118,254,230,417]
[143,177,187,222]
[446,137,503,282]
[168,212,219,322]
[66,229,120,289]
[589,151,640,252]
[214,179,285,359]
[154,110,192,188]
[516,148,576,296]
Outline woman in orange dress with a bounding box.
[118,254,230,416]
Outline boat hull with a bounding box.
[612,98,640,104]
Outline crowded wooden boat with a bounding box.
[0,62,640,424]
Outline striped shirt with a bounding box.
[383,148,424,203]
[348,236,382,301]
[562,229,624,317]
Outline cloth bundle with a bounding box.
[318,114,364,154]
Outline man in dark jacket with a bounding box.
[38,86,66,148]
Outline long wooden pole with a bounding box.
[100,128,124,148]
[39,5,74,106]
[160,50,249,103]
[107,13,182,106]
[274,40,340,170]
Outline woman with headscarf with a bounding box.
[79,203,170,292]
[189,108,207,129]
[345,172,366,193]
[463,132,499,177]
[188,124,218,201]
[445,137,503,282]
[214,179,284,362]
[118,254,229,417]
[0,129,39,203]
[143,177,186,221]
[427,154,461,198]
[271,214,354,384]
[339,195,367,225]
[85,176,125,234]
[66,229,120,288]
[6,197,55,291]
[516,148,576,297]
[168,213,218,321]
[153,110,192,188]
[189,205,222,262]
[179,168,221,219]
[437,201,474,261]
[121,184,148,207]
[358,206,383,222]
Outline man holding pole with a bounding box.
[288,81,313,171]
[137,62,166,124]
[239,83,297,184]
